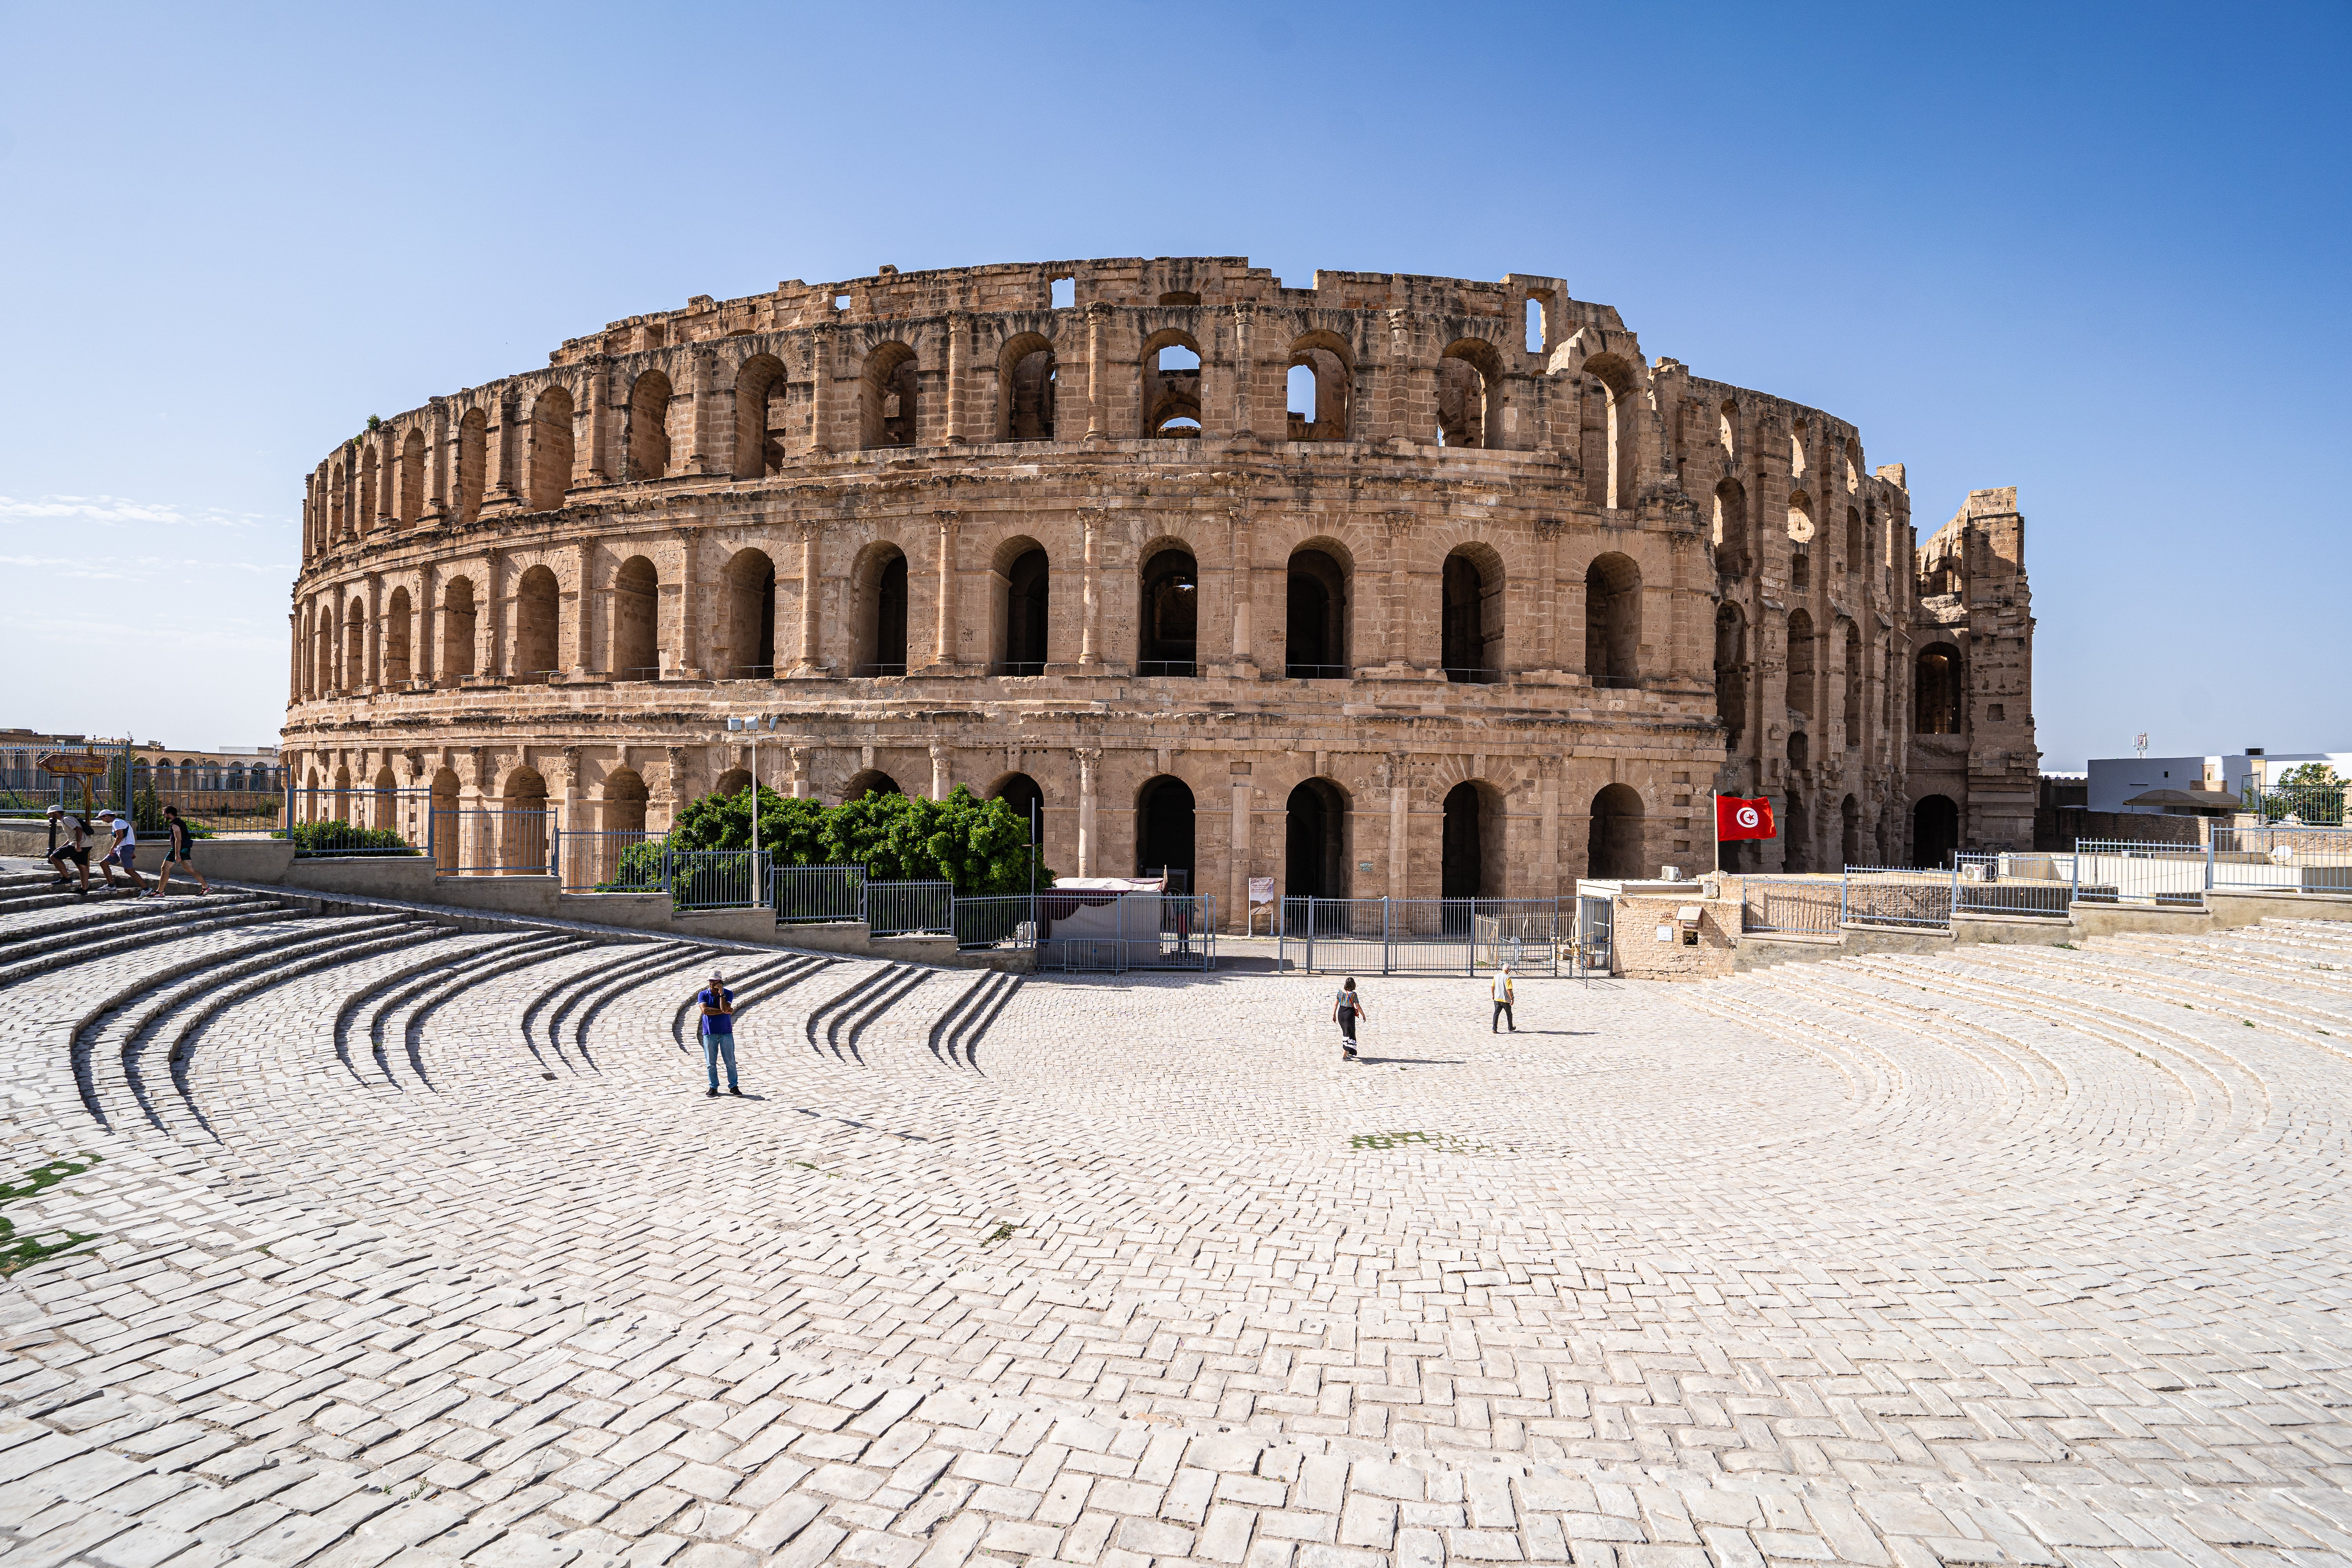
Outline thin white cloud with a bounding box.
[0,493,281,529]
[0,553,294,576]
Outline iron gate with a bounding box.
[1278,898,1563,976]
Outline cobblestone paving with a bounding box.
[5,871,2352,1568]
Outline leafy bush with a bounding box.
[669,784,1051,895]
[271,818,419,855]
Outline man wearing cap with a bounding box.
[45,807,92,895]
[693,970,742,1097]
[95,810,147,895]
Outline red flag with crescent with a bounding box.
[1716,795,1775,841]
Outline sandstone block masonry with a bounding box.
[283,256,2037,924]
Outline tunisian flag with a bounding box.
[1717,795,1776,841]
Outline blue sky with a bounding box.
[2,1,2345,766]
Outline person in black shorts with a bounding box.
[150,806,212,897]
[45,807,92,895]
[1332,976,1366,1062]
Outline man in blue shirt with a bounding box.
[696,970,742,1097]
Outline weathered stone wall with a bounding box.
[283,256,2035,924]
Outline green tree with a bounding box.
[2260,762,2346,825]
[669,785,1050,894]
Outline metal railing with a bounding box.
[866,878,953,936]
[952,894,1040,951]
[2211,825,2352,894]
[2247,782,2347,826]
[558,829,666,893]
[1134,660,1198,677]
[989,660,1047,677]
[280,787,437,858]
[1443,667,1499,684]
[1038,891,1217,970]
[1841,865,1958,929]
[151,789,285,839]
[1277,897,1563,975]
[437,807,554,875]
[2069,840,2211,906]
[1590,675,1641,690]
[771,863,867,923]
[1286,663,1349,680]
[1954,853,2072,918]
[669,849,771,910]
[849,662,909,678]
[1739,878,1843,935]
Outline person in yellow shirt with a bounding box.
[1490,965,1516,1033]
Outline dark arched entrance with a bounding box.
[1912,794,1960,868]
[1587,783,1644,880]
[1442,781,1500,898]
[991,772,1043,837]
[1136,775,1195,891]
[1285,779,1348,899]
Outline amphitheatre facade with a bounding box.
[283,256,2038,911]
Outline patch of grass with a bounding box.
[982,1222,1020,1247]
[2054,942,2077,951]
[0,1154,103,1277]
[1349,1130,1516,1156]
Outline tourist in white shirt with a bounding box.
[94,809,148,894]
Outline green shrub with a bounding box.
[270,818,419,855]
[668,784,1051,895]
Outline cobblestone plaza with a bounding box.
[5,871,2352,1568]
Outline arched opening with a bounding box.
[343,601,365,690]
[1437,340,1503,450]
[456,409,488,523]
[1845,506,1864,574]
[1587,783,1645,880]
[1786,790,1811,872]
[1792,550,1810,592]
[627,370,673,478]
[1138,543,1198,676]
[1584,552,1641,689]
[514,564,561,681]
[1285,546,1349,678]
[501,766,549,876]
[364,765,394,831]
[441,576,477,679]
[602,768,649,834]
[1713,478,1748,577]
[1841,795,1860,867]
[1916,643,1963,734]
[851,544,909,676]
[385,587,412,686]
[733,354,789,478]
[989,772,1044,836]
[398,428,424,525]
[1581,354,1639,508]
[1285,778,1350,901]
[1787,610,1815,719]
[528,385,573,512]
[713,768,752,800]
[843,769,901,802]
[332,764,352,822]
[1842,622,1863,746]
[861,341,920,448]
[613,555,659,678]
[1786,487,1815,544]
[1788,730,1810,773]
[999,333,1056,441]
[722,549,777,677]
[1285,333,1351,441]
[1912,794,1960,869]
[1441,780,1505,898]
[1790,420,1809,482]
[1442,546,1504,683]
[990,538,1049,675]
[1135,775,1195,890]
[1141,331,1201,438]
[429,767,459,873]
[1719,398,1739,461]
[329,462,348,539]
[1713,604,1746,746]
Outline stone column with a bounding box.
[559,746,583,880]
[458,746,487,875]
[490,394,518,503]
[567,540,593,676]
[1076,747,1101,876]
[375,429,397,529]
[794,522,822,674]
[364,574,382,689]
[808,332,834,454]
[929,743,951,800]
[1536,518,1564,668]
[1229,770,1252,935]
[1230,303,1254,441]
[583,356,608,481]
[480,548,505,679]
[931,509,961,670]
[788,746,810,800]
[287,612,299,704]
[416,562,439,684]
[1084,302,1110,441]
[425,397,450,524]
[944,313,968,444]
[1228,508,1255,676]
[1539,757,1563,899]
[1387,751,1411,899]
[673,528,701,677]
[687,347,716,474]
[1385,511,1414,668]
[1079,509,1103,666]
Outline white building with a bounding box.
[2087,750,2352,815]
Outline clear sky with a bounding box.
[2,1,2345,767]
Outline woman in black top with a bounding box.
[150,806,212,897]
[1332,976,1365,1062]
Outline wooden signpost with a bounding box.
[38,751,111,813]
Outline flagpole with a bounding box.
[1713,793,1720,878]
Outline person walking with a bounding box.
[150,806,212,897]
[695,969,742,1096]
[94,810,147,895]
[1491,964,1516,1033]
[1332,975,1366,1062]
[45,807,92,895]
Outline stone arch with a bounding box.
[1587,782,1645,880]
[1134,774,1195,888]
[1713,477,1748,577]
[1285,540,1351,678]
[713,767,752,799]
[989,771,1044,833]
[1138,538,1199,675]
[721,548,777,677]
[627,370,673,479]
[1285,330,1352,441]
[601,766,649,834]
[399,427,425,525]
[1714,603,1746,746]
[385,586,413,686]
[1140,328,1201,438]
[429,767,460,872]
[1912,793,1960,869]
[1787,487,1815,544]
[849,541,909,675]
[1787,608,1816,719]
[528,385,573,512]
[1916,642,1963,734]
[733,354,789,479]
[613,555,659,678]
[1437,338,1504,449]
[997,332,1056,441]
[441,575,477,679]
[1584,552,1641,688]
[1285,777,1351,900]
[500,765,550,876]
[1580,351,1641,508]
[343,600,366,690]
[1441,542,1504,682]
[842,769,900,802]
[1442,779,1506,898]
[371,765,399,831]
[860,340,920,448]
[989,535,1049,674]
[1718,397,1739,462]
[514,564,561,681]
[1841,620,1863,745]
[456,408,488,523]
